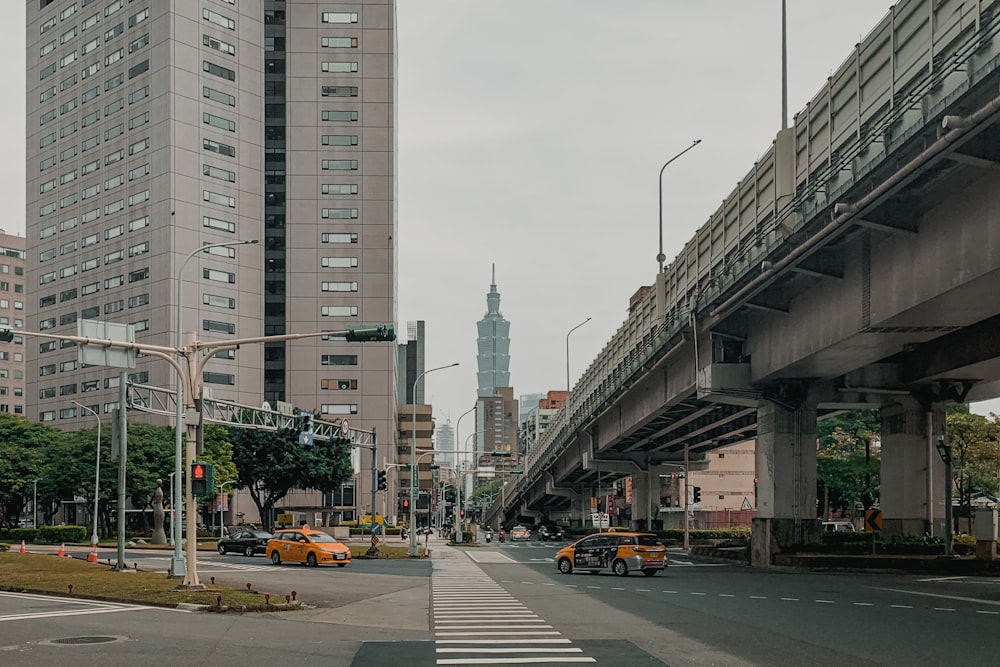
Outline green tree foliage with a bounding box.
[0,414,62,528]
[112,423,175,530]
[229,425,353,528]
[816,409,880,518]
[945,407,999,520]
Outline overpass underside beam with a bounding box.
[751,390,820,568]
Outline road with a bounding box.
[5,538,1000,665]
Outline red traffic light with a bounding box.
[402,499,409,508]
[193,464,206,479]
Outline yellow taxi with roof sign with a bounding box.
[555,531,666,577]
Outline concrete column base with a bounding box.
[976,541,997,561]
[882,517,930,539]
[751,517,822,567]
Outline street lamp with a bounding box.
[657,140,702,274]
[936,436,953,555]
[409,363,459,557]
[172,238,257,577]
[32,478,40,529]
[73,401,102,552]
[566,317,591,392]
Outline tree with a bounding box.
[229,425,353,528]
[0,415,62,528]
[816,409,880,519]
[945,406,997,527]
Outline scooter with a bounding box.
[400,528,408,541]
[498,529,505,543]
[485,529,493,543]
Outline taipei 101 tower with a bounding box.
[476,265,511,395]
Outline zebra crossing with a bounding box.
[432,553,595,665]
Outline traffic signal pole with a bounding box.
[5,323,394,588]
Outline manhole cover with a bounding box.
[47,636,121,646]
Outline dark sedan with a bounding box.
[537,524,565,541]
[217,527,273,556]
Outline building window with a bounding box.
[203,319,235,334]
[321,85,358,98]
[203,34,235,56]
[203,61,236,82]
[204,138,236,158]
[321,37,358,49]
[321,62,358,73]
[321,306,358,317]
[203,372,235,385]
[321,282,358,292]
[203,216,234,233]
[321,160,358,171]
[203,112,235,132]
[203,268,235,284]
[203,164,236,182]
[321,233,358,244]
[203,294,236,309]
[203,86,236,107]
[321,110,358,122]
[321,257,359,268]
[203,8,235,30]
[203,190,235,208]
[322,135,359,146]
[321,354,358,366]
[321,208,359,219]
[321,12,358,23]
[127,293,149,308]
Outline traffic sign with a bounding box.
[371,534,378,546]
[741,497,752,510]
[865,508,882,532]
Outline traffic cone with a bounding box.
[86,543,99,563]
[57,543,65,557]
[19,540,26,554]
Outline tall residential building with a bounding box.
[26,2,398,492]
[0,232,26,417]
[475,265,510,397]
[519,390,565,454]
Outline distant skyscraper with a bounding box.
[476,265,510,396]
[436,419,455,468]
[397,321,426,403]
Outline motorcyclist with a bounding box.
[401,527,408,541]
[485,528,493,543]
[499,527,505,543]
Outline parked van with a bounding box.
[823,521,856,532]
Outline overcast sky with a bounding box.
[5,2,996,426]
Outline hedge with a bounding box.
[9,525,89,544]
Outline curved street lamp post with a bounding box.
[73,401,102,551]
[658,140,702,274]
[409,363,459,557]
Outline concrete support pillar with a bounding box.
[881,398,945,538]
[751,393,821,567]
[630,462,668,531]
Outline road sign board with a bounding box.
[865,508,882,532]
[371,534,378,546]
[741,497,752,510]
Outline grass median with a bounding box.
[0,542,423,609]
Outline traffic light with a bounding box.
[402,498,409,509]
[298,410,314,445]
[344,324,396,342]
[191,461,214,496]
[692,486,702,504]
[377,468,387,491]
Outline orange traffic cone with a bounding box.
[19,540,26,554]
[57,543,65,557]
[86,543,99,563]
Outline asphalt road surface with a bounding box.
[5,539,1000,665]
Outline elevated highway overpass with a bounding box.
[489,0,1000,566]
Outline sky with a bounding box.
[4,2,997,426]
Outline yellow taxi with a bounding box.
[510,525,532,541]
[266,526,352,567]
[555,531,666,577]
